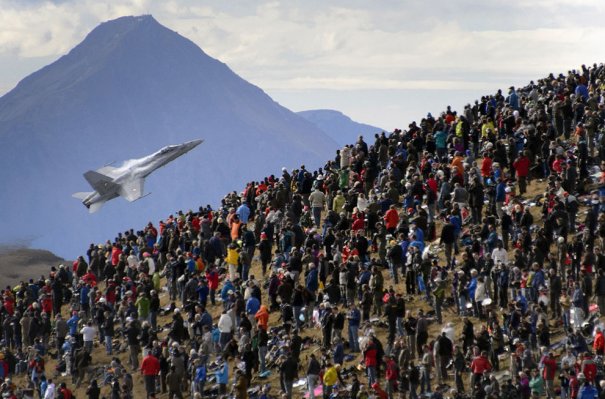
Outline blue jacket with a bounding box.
[221,281,234,302]
[507,91,519,110]
[197,285,209,303]
[194,365,207,383]
[333,343,344,364]
[216,362,229,384]
[236,204,251,224]
[414,227,424,243]
[400,240,410,261]
[467,278,477,299]
[516,293,528,313]
[67,315,79,335]
[495,182,506,202]
[358,270,371,286]
[306,268,319,293]
[578,384,598,399]
[348,308,361,327]
[187,258,196,273]
[80,286,90,305]
[486,231,499,251]
[409,240,425,254]
[575,84,589,101]
[532,270,545,289]
[450,215,462,235]
[200,312,213,330]
[246,297,260,315]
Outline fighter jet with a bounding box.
[73,139,203,213]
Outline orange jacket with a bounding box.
[230,221,241,241]
[255,305,269,330]
[450,156,464,176]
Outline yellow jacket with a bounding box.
[226,248,239,265]
[323,367,338,386]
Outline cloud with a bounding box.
[1,0,604,128]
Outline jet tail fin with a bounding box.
[72,192,93,200]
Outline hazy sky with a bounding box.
[1,0,604,128]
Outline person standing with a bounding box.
[440,217,456,268]
[470,350,492,393]
[594,270,605,317]
[99,311,113,355]
[308,187,326,227]
[404,311,417,359]
[126,319,141,370]
[80,321,96,353]
[419,345,433,395]
[218,310,233,350]
[166,365,184,399]
[384,355,399,399]
[140,352,160,399]
[513,152,531,195]
[541,351,557,399]
[233,369,248,399]
[279,353,297,399]
[306,353,321,399]
[453,346,466,393]
[364,340,378,386]
[347,303,361,352]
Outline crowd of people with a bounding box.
[2,64,605,399]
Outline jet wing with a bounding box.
[83,170,119,196]
[119,178,145,202]
[96,165,120,178]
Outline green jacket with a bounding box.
[136,296,150,318]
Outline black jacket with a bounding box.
[280,356,298,380]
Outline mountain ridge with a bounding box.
[298,108,384,146]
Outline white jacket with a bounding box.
[218,314,233,333]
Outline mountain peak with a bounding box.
[0,15,338,257]
[92,15,160,34]
[72,14,168,54]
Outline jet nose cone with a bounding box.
[188,139,203,148]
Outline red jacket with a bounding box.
[140,354,160,376]
[481,157,493,177]
[365,345,378,367]
[385,359,398,381]
[59,388,73,399]
[593,331,604,353]
[351,216,365,231]
[581,357,597,382]
[206,270,219,290]
[111,246,122,266]
[383,209,399,230]
[3,298,14,315]
[470,355,492,374]
[513,156,531,177]
[41,296,53,314]
[371,382,388,399]
[541,356,557,380]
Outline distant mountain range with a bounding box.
[298,109,384,146]
[0,15,340,258]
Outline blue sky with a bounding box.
[1,0,604,128]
